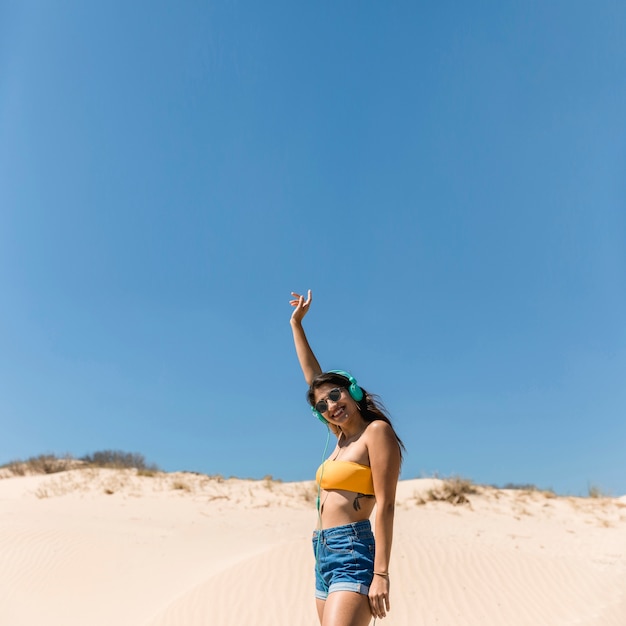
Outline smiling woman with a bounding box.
[289,290,405,626]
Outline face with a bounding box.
[313,383,358,425]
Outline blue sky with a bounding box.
[1,2,624,496]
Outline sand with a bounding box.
[0,468,625,626]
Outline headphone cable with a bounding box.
[315,425,332,592]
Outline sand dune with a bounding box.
[0,469,624,626]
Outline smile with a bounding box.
[330,406,347,419]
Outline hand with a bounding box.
[289,290,312,324]
[368,574,390,619]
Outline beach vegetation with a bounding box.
[2,453,76,476]
[587,483,609,499]
[137,468,159,477]
[300,483,317,503]
[425,476,478,505]
[500,482,539,491]
[1,450,160,477]
[171,479,191,492]
[263,474,282,490]
[80,450,159,471]
[496,483,557,498]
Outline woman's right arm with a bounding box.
[289,290,322,385]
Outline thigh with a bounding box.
[316,598,325,624]
[320,591,372,626]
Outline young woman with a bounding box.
[290,290,404,625]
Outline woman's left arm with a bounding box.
[368,420,401,620]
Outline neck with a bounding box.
[340,419,367,442]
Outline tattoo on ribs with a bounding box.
[353,493,374,511]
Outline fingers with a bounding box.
[369,596,390,619]
[289,291,312,309]
[369,584,390,619]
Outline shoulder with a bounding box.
[365,421,401,477]
[364,420,396,445]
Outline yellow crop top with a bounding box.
[316,460,375,495]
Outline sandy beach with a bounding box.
[1,468,625,626]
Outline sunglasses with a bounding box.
[314,388,344,414]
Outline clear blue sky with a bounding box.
[1,2,624,496]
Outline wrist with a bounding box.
[373,571,389,577]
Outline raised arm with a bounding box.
[289,290,323,385]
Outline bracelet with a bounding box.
[373,571,389,577]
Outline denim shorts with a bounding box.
[312,520,375,600]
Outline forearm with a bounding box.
[290,320,322,385]
[373,502,395,573]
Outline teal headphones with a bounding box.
[310,370,364,424]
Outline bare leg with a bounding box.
[316,598,325,624]
[319,591,372,626]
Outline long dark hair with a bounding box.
[307,371,405,462]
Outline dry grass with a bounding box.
[500,482,539,491]
[80,450,159,472]
[298,482,318,504]
[34,486,51,499]
[137,468,158,477]
[263,475,283,491]
[12,463,318,510]
[499,483,557,499]
[419,476,478,505]
[587,484,610,499]
[3,454,81,476]
[413,477,563,509]
[1,450,160,478]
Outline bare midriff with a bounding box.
[317,488,376,529]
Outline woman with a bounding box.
[290,290,404,625]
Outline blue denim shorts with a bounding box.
[312,520,375,600]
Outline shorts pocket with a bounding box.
[356,530,375,555]
[324,535,354,555]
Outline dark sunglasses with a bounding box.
[314,388,344,414]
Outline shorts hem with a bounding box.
[315,582,370,600]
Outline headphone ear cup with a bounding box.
[348,383,363,402]
[311,406,328,424]
[328,369,364,402]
